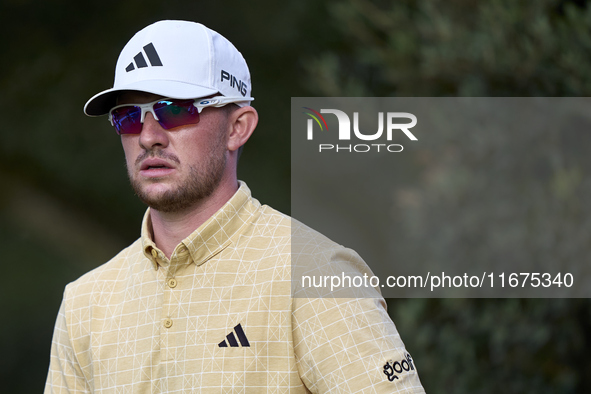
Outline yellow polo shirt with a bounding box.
[45,182,424,393]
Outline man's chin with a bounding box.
[132,183,217,214]
[137,193,196,213]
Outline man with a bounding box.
[45,20,425,393]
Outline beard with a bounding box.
[128,134,227,214]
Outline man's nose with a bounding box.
[138,112,170,150]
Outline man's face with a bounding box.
[118,92,230,213]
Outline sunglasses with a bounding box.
[108,96,251,135]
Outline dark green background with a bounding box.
[1,0,590,393]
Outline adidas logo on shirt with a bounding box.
[125,43,163,72]
[218,323,250,347]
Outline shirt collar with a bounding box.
[141,181,260,269]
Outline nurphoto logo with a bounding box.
[303,107,418,153]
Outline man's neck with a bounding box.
[149,181,239,258]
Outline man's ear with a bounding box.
[227,106,258,152]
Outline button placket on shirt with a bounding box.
[150,248,175,331]
[162,261,176,327]
[160,245,192,361]
[164,246,189,292]
[162,274,175,329]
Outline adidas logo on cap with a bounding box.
[125,43,163,72]
[218,323,250,347]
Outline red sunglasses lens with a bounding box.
[153,99,200,129]
[111,106,142,135]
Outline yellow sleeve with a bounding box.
[45,290,91,394]
[293,296,425,393]
[292,246,425,393]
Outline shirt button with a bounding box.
[151,249,158,258]
[163,318,173,328]
[167,278,177,288]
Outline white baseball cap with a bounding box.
[84,20,254,116]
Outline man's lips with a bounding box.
[139,158,176,177]
[140,158,175,171]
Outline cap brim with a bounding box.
[84,80,219,116]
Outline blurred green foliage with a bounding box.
[1,0,590,393]
[304,0,591,96]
